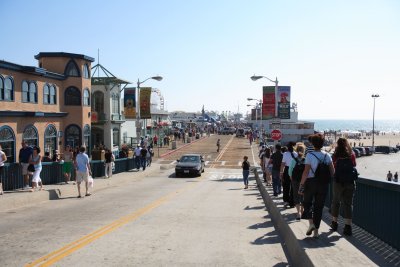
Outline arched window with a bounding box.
[64,87,81,106]
[92,91,104,113]
[43,84,49,104]
[65,125,81,148]
[83,64,90,79]
[4,77,14,101]
[64,60,80,77]
[23,125,38,147]
[112,93,120,114]
[49,85,56,104]
[22,81,29,102]
[83,124,91,154]
[0,126,15,163]
[0,76,3,101]
[44,124,57,154]
[83,88,90,106]
[29,82,37,103]
[113,128,120,146]
[22,81,37,103]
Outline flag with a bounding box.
[140,87,152,119]
[124,88,136,119]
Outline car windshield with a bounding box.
[180,156,200,163]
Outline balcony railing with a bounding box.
[111,114,125,122]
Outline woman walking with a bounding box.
[242,156,250,189]
[289,143,305,220]
[29,146,44,192]
[299,134,334,237]
[263,147,272,186]
[0,144,7,195]
[63,145,74,184]
[330,137,357,236]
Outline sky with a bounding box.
[1,0,400,120]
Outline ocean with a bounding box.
[309,119,400,132]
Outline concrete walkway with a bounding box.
[253,169,400,267]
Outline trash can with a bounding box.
[171,141,177,149]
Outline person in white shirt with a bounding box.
[280,142,298,208]
[299,134,334,238]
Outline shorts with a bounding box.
[21,163,32,175]
[63,161,72,174]
[76,171,89,183]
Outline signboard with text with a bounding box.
[277,86,291,119]
[262,86,275,120]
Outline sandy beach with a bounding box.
[326,132,400,147]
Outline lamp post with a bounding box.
[136,76,163,145]
[371,94,380,153]
[247,98,262,132]
[251,75,278,117]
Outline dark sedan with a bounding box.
[175,154,205,177]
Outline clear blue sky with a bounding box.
[1,0,399,120]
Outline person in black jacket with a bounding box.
[242,156,250,189]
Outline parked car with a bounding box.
[229,127,236,135]
[390,146,399,153]
[175,154,205,177]
[352,148,361,158]
[363,147,372,156]
[220,127,231,135]
[375,146,390,154]
[354,147,366,156]
[236,128,245,137]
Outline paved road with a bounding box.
[0,136,289,266]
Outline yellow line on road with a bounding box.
[210,135,234,168]
[25,182,199,267]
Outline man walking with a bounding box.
[134,145,142,170]
[19,141,33,189]
[74,146,92,198]
[269,144,283,197]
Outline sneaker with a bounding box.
[313,229,319,238]
[343,224,352,236]
[306,224,316,236]
[24,185,30,190]
[330,221,338,231]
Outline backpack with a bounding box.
[310,153,331,184]
[292,157,305,182]
[334,157,359,184]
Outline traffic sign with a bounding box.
[271,129,282,141]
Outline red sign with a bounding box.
[271,129,282,141]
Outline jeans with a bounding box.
[272,170,281,195]
[141,157,147,170]
[331,181,355,219]
[105,162,112,178]
[135,157,141,169]
[301,178,328,229]
[243,170,250,185]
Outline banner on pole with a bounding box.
[140,87,152,119]
[124,88,136,119]
[262,86,275,120]
[277,86,291,119]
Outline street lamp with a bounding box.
[136,76,163,144]
[371,94,380,153]
[250,75,278,117]
[247,98,262,132]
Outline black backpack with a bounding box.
[334,157,359,184]
[310,153,331,184]
[292,157,305,182]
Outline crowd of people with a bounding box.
[243,133,359,238]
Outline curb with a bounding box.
[253,169,314,267]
